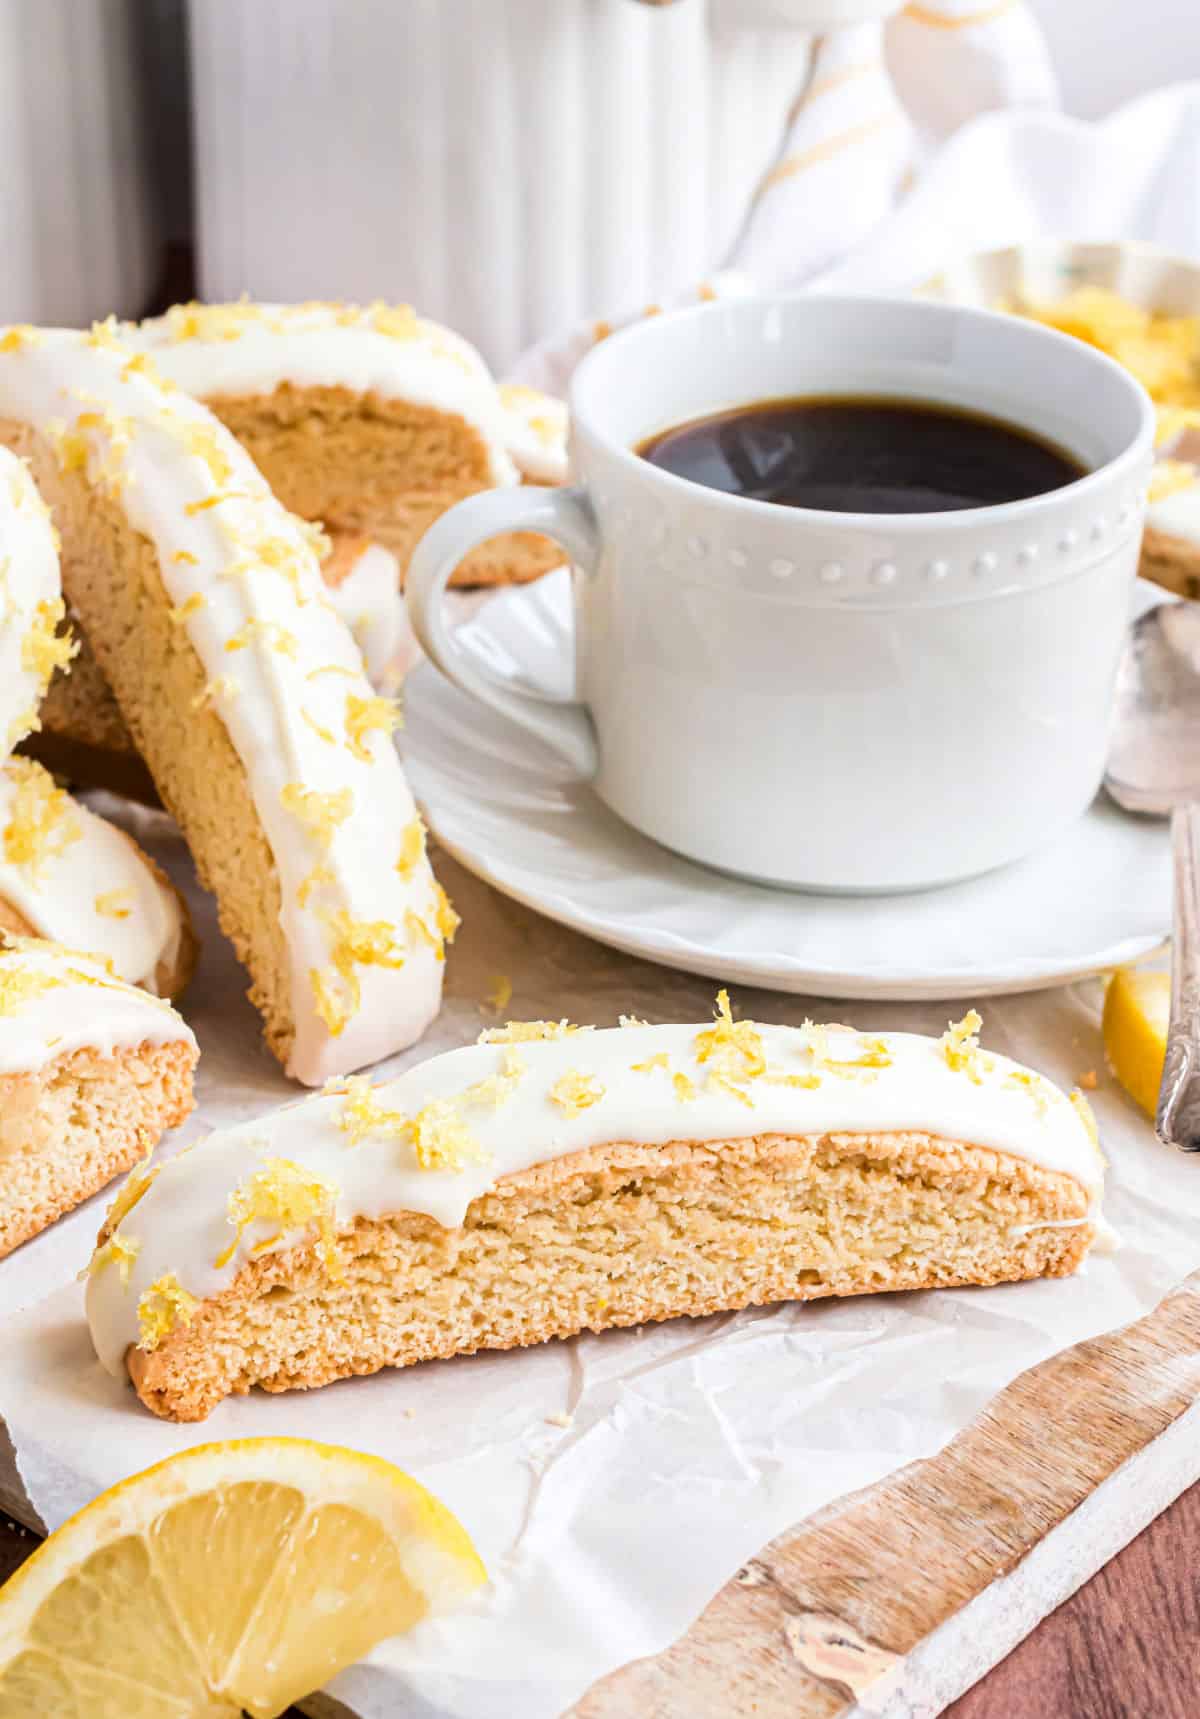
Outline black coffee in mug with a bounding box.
[636,395,1086,514]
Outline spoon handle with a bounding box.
[1157,801,1200,1152]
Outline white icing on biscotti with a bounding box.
[0,443,72,753]
[0,323,453,1085]
[325,542,404,692]
[1148,478,1200,548]
[0,938,194,1080]
[497,383,569,485]
[0,759,186,994]
[85,1009,1106,1377]
[122,301,520,487]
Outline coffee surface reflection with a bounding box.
[636,395,1086,514]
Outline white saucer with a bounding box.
[403,570,1172,1001]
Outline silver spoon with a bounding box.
[1105,599,1200,1150]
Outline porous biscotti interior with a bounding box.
[0,1040,194,1258]
[208,386,561,586]
[0,420,294,1064]
[128,1130,1092,1422]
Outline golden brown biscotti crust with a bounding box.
[206,385,563,587]
[125,1129,1093,1422]
[0,1038,196,1259]
[1140,523,1200,599]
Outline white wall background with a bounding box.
[1030,0,1200,116]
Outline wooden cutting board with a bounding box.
[566,1267,1200,1716]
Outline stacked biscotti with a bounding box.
[20,298,568,799]
[0,324,453,1084]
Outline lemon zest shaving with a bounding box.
[395,816,427,881]
[478,1018,589,1044]
[411,1098,488,1171]
[2,758,82,881]
[136,1274,197,1351]
[94,888,133,920]
[216,1157,343,1279]
[344,692,402,761]
[225,619,298,657]
[548,1069,605,1116]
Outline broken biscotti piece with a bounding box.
[24,533,407,802]
[86,1004,1107,1423]
[121,300,567,586]
[0,938,196,1260]
[0,324,455,1084]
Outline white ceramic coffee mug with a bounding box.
[406,295,1155,892]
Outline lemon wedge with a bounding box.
[0,1437,485,1718]
[1102,967,1170,1119]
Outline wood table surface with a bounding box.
[2,1484,1198,1716]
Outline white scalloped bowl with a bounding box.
[921,237,1200,319]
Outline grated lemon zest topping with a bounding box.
[167,592,206,625]
[632,1051,670,1073]
[344,692,403,761]
[86,1231,140,1285]
[412,1098,488,1171]
[85,315,123,349]
[179,421,234,482]
[120,350,176,392]
[280,783,354,850]
[310,908,406,1033]
[694,988,765,1100]
[478,1018,589,1044]
[2,758,82,882]
[191,674,238,712]
[548,1069,605,1116]
[297,863,334,907]
[173,549,199,566]
[136,1273,197,1351]
[94,888,133,920]
[940,1010,991,1082]
[484,973,513,1015]
[1004,1067,1051,1116]
[673,1071,697,1102]
[433,882,460,947]
[395,816,427,881]
[709,1069,755,1108]
[307,663,357,681]
[225,619,298,657]
[619,1014,650,1029]
[310,967,349,1036]
[184,490,252,515]
[0,325,40,352]
[216,1157,343,1278]
[462,1047,526,1110]
[333,1075,410,1146]
[301,708,337,745]
[21,597,77,687]
[0,964,59,1016]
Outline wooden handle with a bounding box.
[1157,802,1200,1151]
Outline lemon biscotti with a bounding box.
[122,300,566,586]
[87,1004,1106,1423]
[0,325,455,1084]
[26,532,406,800]
[0,939,196,1260]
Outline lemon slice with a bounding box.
[0,1437,485,1718]
[1102,967,1170,1119]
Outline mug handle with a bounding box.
[406,485,601,777]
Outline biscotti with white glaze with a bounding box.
[24,533,406,801]
[0,323,456,1084]
[122,300,566,587]
[0,939,197,1259]
[86,1003,1106,1423]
